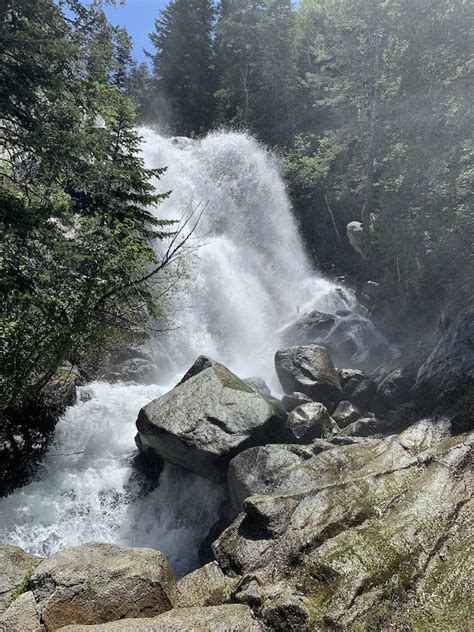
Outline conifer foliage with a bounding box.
[1,0,174,408]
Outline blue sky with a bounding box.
[102,1,168,62]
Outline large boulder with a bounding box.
[283,402,338,444]
[136,358,285,482]
[274,345,342,407]
[414,296,474,412]
[213,420,473,628]
[0,545,42,614]
[30,543,176,631]
[61,605,263,631]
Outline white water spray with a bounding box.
[0,130,371,576]
[140,129,355,385]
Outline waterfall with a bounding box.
[0,130,372,576]
[139,129,356,387]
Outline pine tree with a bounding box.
[1,0,175,408]
[150,0,216,136]
[215,1,296,146]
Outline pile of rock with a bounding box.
[2,316,472,631]
[0,542,260,631]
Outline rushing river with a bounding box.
[0,130,376,576]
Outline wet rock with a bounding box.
[107,358,158,384]
[82,343,158,384]
[280,310,336,346]
[137,358,285,483]
[0,591,44,632]
[372,358,420,410]
[0,545,42,614]
[281,392,313,413]
[332,400,361,428]
[177,562,232,608]
[243,377,272,398]
[30,543,176,630]
[61,604,263,631]
[283,402,338,444]
[275,345,342,407]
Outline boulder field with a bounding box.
[1,305,473,631]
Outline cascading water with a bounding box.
[139,129,364,386]
[0,130,384,576]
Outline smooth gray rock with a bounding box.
[275,345,342,406]
[177,562,233,608]
[284,402,338,443]
[0,591,44,632]
[30,543,176,631]
[137,358,285,482]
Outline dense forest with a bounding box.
[1,0,473,406]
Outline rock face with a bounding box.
[214,419,473,629]
[0,545,42,614]
[283,402,337,443]
[228,442,334,510]
[415,295,474,411]
[0,591,44,632]
[30,543,177,631]
[137,358,285,482]
[60,605,263,631]
[177,562,231,608]
[274,345,342,407]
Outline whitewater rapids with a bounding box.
[0,130,364,576]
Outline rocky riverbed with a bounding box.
[1,296,473,631]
